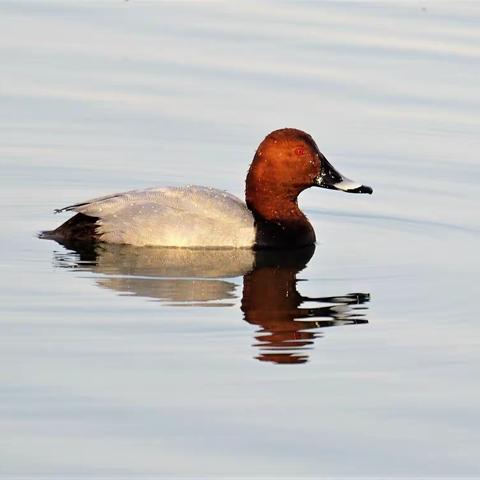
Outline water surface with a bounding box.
[1,1,479,477]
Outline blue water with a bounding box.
[1,1,479,477]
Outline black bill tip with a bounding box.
[348,184,373,194]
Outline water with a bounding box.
[1,1,479,477]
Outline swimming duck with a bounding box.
[41,128,372,249]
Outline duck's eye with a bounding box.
[294,146,305,156]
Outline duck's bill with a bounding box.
[320,177,373,194]
[315,158,373,194]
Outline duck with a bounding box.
[40,128,372,249]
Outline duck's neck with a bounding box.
[245,182,315,248]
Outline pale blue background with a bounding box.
[1,1,479,477]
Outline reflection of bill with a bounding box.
[52,242,369,364]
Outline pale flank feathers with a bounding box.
[57,185,256,248]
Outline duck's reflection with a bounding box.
[241,249,368,364]
[52,241,369,364]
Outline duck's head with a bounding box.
[246,128,372,203]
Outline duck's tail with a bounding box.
[39,213,100,243]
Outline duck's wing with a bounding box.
[54,186,255,248]
[55,188,163,216]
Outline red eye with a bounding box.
[294,146,305,156]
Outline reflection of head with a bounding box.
[52,242,369,364]
[242,247,369,364]
[246,293,369,364]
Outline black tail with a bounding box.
[39,213,100,243]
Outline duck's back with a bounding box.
[50,186,256,248]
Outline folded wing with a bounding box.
[54,186,255,248]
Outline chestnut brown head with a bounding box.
[246,128,372,211]
[246,129,322,199]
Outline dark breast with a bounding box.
[254,218,316,249]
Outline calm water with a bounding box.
[1,1,479,477]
